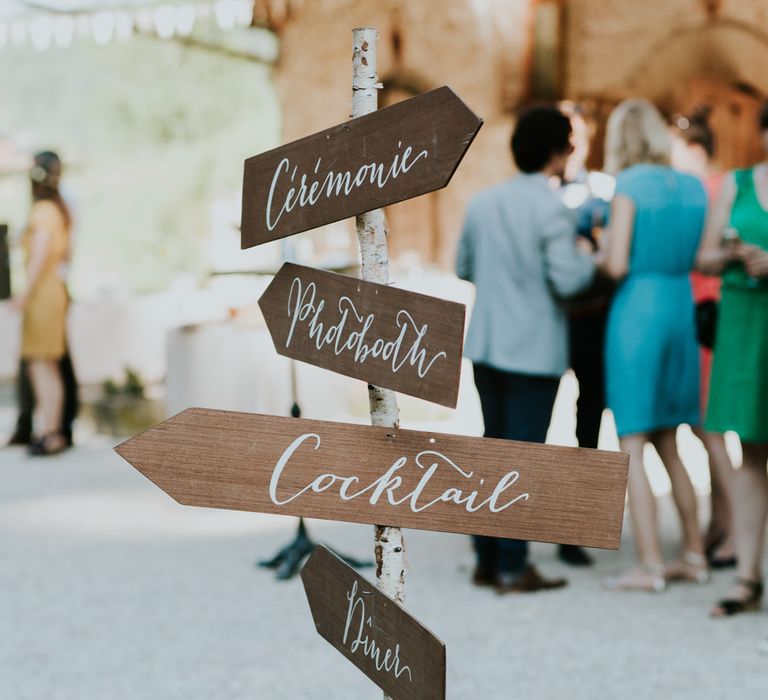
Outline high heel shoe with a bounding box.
[711,577,764,617]
[27,433,67,457]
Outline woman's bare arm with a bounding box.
[695,174,740,274]
[599,194,634,281]
[15,227,51,308]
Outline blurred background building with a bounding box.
[264,0,768,266]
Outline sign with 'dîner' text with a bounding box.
[258,263,465,407]
[302,545,445,700]
[240,86,483,249]
[115,408,628,547]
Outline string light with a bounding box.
[28,15,53,50]
[115,12,134,42]
[10,19,26,46]
[174,4,197,37]
[0,2,258,52]
[53,16,76,49]
[152,5,176,39]
[91,11,116,45]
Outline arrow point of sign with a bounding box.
[430,86,483,188]
[113,409,203,508]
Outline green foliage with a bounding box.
[0,35,281,295]
[101,366,145,399]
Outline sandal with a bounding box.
[27,433,67,457]
[604,564,666,593]
[665,551,710,584]
[711,577,764,617]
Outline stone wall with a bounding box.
[264,0,532,268]
[565,0,768,99]
[260,0,768,266]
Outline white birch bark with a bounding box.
[351,29,406,672]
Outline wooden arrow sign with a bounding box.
[258,263,465,407]
[240,86,483,249]
[115,408,628,547]
[301,545,445,700]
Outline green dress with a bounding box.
[707,167,768,441]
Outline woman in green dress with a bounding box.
[697,101,768,616]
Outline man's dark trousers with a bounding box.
[568,311,607,450]
[472,363,559,576]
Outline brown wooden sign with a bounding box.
[115,408,628,547]
[258,263,465,407]
[301,545,445,700]
[240,86,483,249]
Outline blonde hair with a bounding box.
[604,98,670,174]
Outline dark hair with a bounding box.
[674,106,715,158]
[760,100,768,132]
[30,150,71,228]
[511,106,572,173]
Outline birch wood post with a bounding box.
[351,26,406,656]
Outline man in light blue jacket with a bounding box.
[457,106,596,593]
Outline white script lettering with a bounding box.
[343,580,413,682]
[265,141,429,231]
[284,277,447,379]
[268,433,530,514]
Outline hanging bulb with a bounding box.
[76,14,91,41]
[153,5,176,39]
[134,8,154,34]
[234,0,253,27]
[10,20,27,46]
[91,11,115,45]
[29,16,54,50]
[214,0,237,31]
[175,4,197,37]
[53,16,75,49]
[114,12,133,42]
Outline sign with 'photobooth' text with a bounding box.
[258,263,465,407]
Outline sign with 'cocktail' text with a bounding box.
[240,86,483,249]
[116,408,628,547]
[301,545,446,700]
[258,263,465,407]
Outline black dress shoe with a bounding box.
[472,566,495,587]
[7,431,31,446]
[558,544,594,567]
[495,565,567,593]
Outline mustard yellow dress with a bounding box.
[22,200,69,360]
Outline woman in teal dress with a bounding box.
[698,101,768,617]
[600,99,708,592]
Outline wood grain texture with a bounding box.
[115,408,628,548]
[258,263,465,407]
[301,545,445,700]
[240,86,483,249]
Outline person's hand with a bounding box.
[575,235,594,254]
[741,245,768,279]
[9,294,26,312]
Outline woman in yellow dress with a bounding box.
[13,152,71,455]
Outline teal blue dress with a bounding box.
[606,164,707,437]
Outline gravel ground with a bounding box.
[1,436,766,700]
